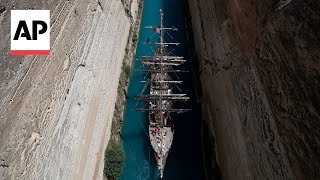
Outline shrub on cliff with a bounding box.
[123,64,131,77]
[104,140,125,180]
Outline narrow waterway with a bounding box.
[120,0,205,179]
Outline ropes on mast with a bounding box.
[134,8,191,178]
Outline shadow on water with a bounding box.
[120,0,205,179]
[162,0,205,179]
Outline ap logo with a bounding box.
[11,10,50,55]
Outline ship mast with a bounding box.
[134,8,191,178]
[135,8,190,113]
[160,9,164,54]
[159,8,164,129]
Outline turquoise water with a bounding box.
[120,0,204,179]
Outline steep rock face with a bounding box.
[0,0,138,179]
[187,0,319,179]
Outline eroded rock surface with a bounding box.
[187,0,320,179]
[0,0,138,179]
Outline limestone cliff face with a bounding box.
[0,0,138,179]
[187,0,320,179]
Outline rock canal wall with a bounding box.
[186,0,320,179]
[0,0,139,179]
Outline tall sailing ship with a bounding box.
[135,9,190,178]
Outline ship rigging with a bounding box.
[134,9,190,178]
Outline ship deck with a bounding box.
[149,126,173,157]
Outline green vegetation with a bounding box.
[132,33,138,43]
[104,140,125,180]
[123,64,131,77]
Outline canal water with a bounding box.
[120,0,205,179]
